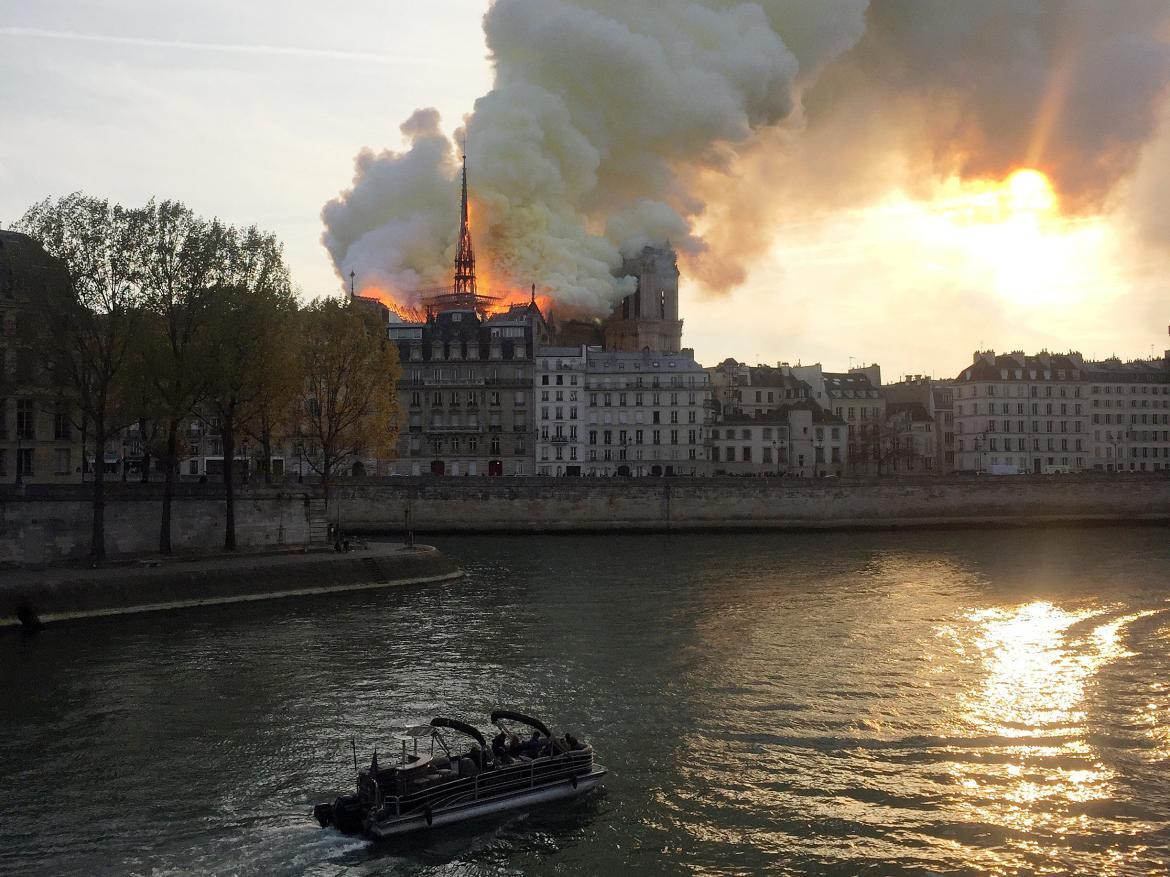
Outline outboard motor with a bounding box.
[324,794,364,834]
[312,802,334,828]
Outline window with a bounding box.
[54,407,71,440]
[17,447,33,478]
[16,399,34,440]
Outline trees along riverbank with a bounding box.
[13,193,401,564]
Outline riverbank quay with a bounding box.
[0,542,462,630]
[1,483,328,566]
[332,474,1170,533]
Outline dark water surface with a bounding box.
[3,529,1170,876]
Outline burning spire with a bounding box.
[453,153,476,295]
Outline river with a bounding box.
[2,528,1169,875]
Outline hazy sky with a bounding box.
[3,1,1169,380]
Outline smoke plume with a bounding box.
[322,0,1170,315]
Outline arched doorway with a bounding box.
[351,461,366,478]
[488,459,503,476]
[430,459,445,476]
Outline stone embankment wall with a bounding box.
[3,478,1168,567]
[0,544,461,628]
[0,485,323,566]
[333,476,1170,533]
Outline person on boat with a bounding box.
[491,731,515,765]
[520,732,544,758]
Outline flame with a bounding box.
[354,286,426,322]
[351,194,555,322]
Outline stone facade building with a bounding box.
[884,376,956,473]
[1086,354,1170,472]
[535,345,589,476]
[388,302,548,476]
[710,404,846,477]
[583,348,711,476]
[0,231,88,484]
[602,246,684,354]
[884,402,936,474]
[953,350,1090,473]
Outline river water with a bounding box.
[2,529,1170,876]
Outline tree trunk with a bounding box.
[223,412,237,551]
[160,418,178,554]
[261,430,273,485]
[91,420,107,566]
[139,417,151,483]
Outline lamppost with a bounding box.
[814,439,824,478]
[121,440,128,482]
[242,439,250,484]
[297,441,304,483]
[772,438,778,477]
[15,431,22,486]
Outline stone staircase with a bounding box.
[307,498,330,545]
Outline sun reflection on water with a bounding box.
[936,602,1164,868]
[963,601,1106,736]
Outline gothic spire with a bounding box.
[453,153,477,295]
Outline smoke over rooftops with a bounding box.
[321,1,1170,317]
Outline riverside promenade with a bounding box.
[0,542,462,630]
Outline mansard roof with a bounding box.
[887,401,933,423]
[956,352,1090,383]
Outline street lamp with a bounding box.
[121,440,128,482]
[814,438,824,478]
[296,441,304,483]
[772,438,778,477]
[243,439,250,484]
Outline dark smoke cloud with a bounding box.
[321,0,1170,314]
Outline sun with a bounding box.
[1005,168,1057,215]
[906,166,1107,307]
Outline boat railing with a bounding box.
[377,748,592,817]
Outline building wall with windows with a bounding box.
[884,377,955,473]
[710,405,847,477]
[953,350,1090,474]
[0,230,86,484]
[389,303,546,476]
[535,346,590,476]
[582,348,711,476]
[884,402,936,475]
[1087,354,1170,472]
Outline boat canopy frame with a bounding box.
[430,717,489,751]
[490,710,552,738]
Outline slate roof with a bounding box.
[887,401,933,423]
[955,352,1085,383]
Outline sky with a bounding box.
[2,1,1169,381]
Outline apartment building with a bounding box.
[953,350,1090,473]
[583,348,711,476]
[1086,354,1170,472]
[535,345,589,476]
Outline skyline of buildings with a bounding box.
[3,180,1169,485]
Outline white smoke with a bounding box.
[321,0,1170,315]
